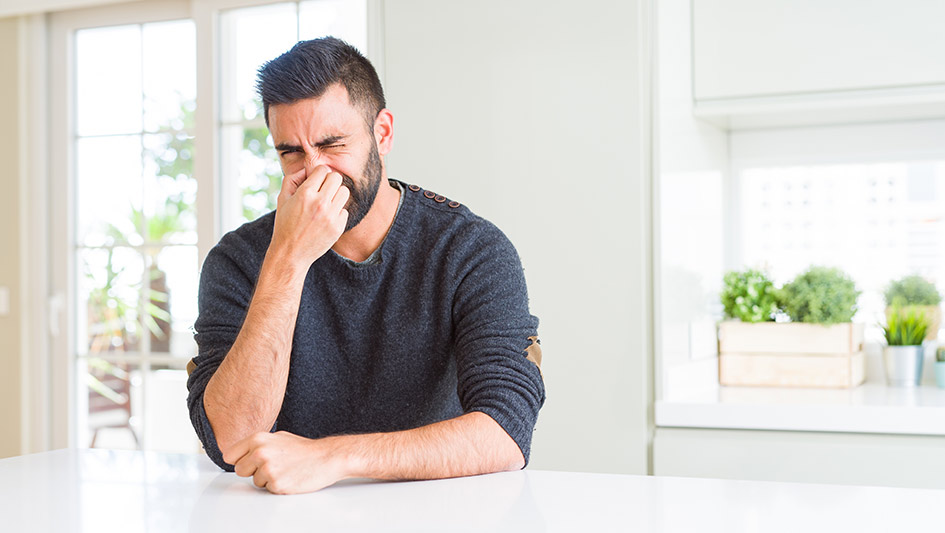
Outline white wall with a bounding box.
[382,0,652,474]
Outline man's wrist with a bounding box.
[338,434,370,480]
[262,243,313,283]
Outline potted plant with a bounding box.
[935,347,945,389]
[719,266,865,388]
[882,306,930,387]
[884,275,942,340]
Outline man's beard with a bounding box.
[340,140,382,232]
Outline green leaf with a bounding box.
[883,306,930,345]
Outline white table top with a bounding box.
[1,448,942,532]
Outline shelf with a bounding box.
[656,382,945,436]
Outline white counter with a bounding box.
[656,382,945,434]
[1,448,942,532]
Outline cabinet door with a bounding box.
[654,428,945,489]
[693,0,945,101]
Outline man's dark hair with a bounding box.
[257,37,386,128]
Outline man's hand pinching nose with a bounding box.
[269,164,349,269]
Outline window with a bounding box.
[74,20,199,452]
[738,159,945,331]
[51,0,372,452]
[730,120,945,340]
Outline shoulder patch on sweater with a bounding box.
[525,336,542,371]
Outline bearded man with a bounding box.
[186,37,545,494]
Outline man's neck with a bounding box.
[331,178,401,263]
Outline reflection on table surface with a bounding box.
[0,448,942,532]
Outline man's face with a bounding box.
[268,84,382,231]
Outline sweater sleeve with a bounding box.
[185,230,262,471]
[451,221,545,465]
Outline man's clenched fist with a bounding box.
[225,431,354,495]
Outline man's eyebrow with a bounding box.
[274,135,349,153]
[314,135,348,146]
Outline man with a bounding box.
[186,37,544,495]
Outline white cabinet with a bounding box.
[692,0,945,128]
[654,427,945,489]
[694,0,945,100]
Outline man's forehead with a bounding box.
[277,84,354,114]
[269,86,361,137]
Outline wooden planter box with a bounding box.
[718,321,865,389]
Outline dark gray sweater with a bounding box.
[186,180,545,471]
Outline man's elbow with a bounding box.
[504,449,525,472]
[474,411,527,472]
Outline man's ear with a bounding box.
[373,109,394,156]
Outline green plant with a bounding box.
[884,275,942,307]
[780,266,860,324]
[721,268,780,323]
[883,306,930,346]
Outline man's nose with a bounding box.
[304,150,321,175]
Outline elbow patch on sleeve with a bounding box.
[525,336,542,375]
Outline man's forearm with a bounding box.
[225,411,525,494]
[343,412,524,481]
[203,249,307,455]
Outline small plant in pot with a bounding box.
[935,347,945,389]
[884,275,942,340]
[882,306,930,387]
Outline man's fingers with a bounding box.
[296,165,333,194]
[252,469,270,490]
[279,168,308,199]
[233,455,258,478]
[223,436,252,466]
[332,183,350,207]
[318,170,344,197]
